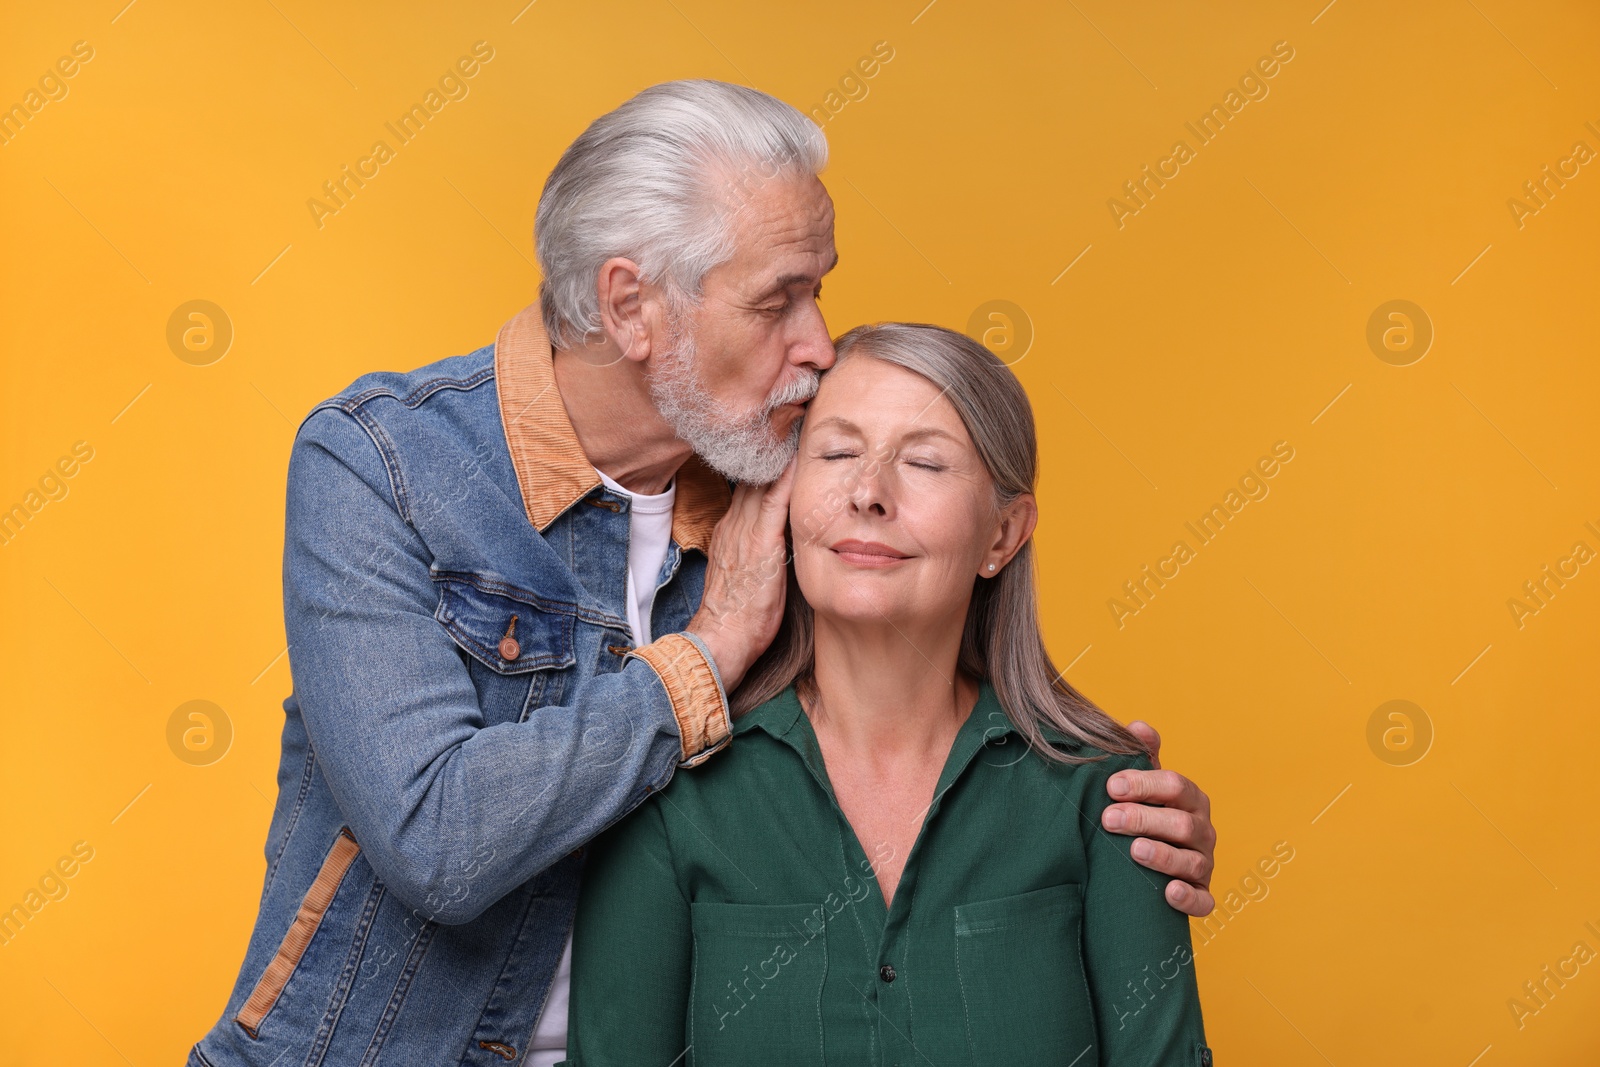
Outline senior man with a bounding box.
[189,80,1217,1067]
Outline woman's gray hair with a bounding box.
[732,322,1147,765]
[534,79,828,349]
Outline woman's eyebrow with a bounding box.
[807,414,861,434]
[898,426,960,444]
[808,418,959,446]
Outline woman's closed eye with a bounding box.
[817,448,945,472]
[905,457,945,472]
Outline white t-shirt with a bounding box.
[524,467,677,1067]
[595,467,677,647]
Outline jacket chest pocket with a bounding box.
[432,571,577,726]
[689,901,828,1066]
[954,883,1096,1066]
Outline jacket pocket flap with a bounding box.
[433,571,576,674]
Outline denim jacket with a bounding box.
[188,303,734,1067]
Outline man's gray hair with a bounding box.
[534,79,828,350]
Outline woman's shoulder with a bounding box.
[586,685,815,881]
[975,681,1153,781]
[650,684,808,804]
[1039,738,1154,772]
[1017,731,1156,807]
[729,681,808,729]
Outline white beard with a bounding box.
[647,308,818,485]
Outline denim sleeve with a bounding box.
[282,405,686,925]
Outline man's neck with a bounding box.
[552,346,691,495]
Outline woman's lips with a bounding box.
[830,540,911,568]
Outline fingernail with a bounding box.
[1132,839,1153,861]
[1103,809,1125,830]
[1108,777,1129,797]
[1170,882,1189,903]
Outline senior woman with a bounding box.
[558,323,1210,1066]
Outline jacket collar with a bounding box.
[492,301,732,552]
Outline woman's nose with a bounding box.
[849,494,887,516]
[847,454,895,517]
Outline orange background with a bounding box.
[3,1,1597,1064]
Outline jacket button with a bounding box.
[879,964,896,983]
[498,614,521,660]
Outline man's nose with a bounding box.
[790,300,836,371]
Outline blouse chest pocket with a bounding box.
[432,570,577,725]
[954,883,1096,1067]
[689,901,828,1066]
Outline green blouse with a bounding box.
[560,681,1210,1067]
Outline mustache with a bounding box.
[765,370,820,412]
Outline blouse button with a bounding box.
[878,964,896,983]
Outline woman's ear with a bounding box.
[595,257,652,362]
[983,493,1038,575]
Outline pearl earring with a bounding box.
[987,563,996,571]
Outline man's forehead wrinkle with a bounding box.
[733,228,834,291]
[709,169,822,247]
[741,174,831,230]
[747,197,832,249]
[706,173,835,299]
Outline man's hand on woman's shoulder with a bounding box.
[1099,720,1217,917]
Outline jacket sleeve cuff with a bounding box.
[626,632,731,768]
